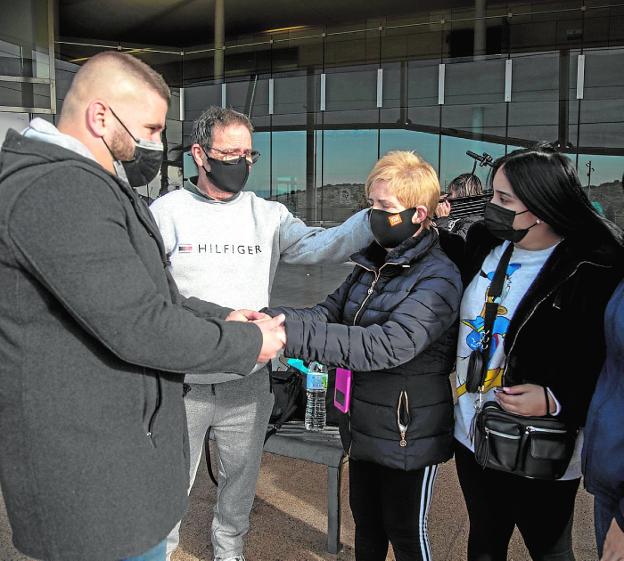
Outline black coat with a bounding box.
[270,228,462,471]
[0,130,262,561]
[460,222,624,428]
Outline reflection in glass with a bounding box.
[272,131,307,218]
[577,153,624,227]
[247,131,271,199]
[380,129,440,172]
[439,135,505,191]
[319,129,378,222]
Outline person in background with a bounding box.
[453,143,624,561]
[266,151,462,561]
[436,173,486,238]
[0,52,285,561]
[150,106,373,561]
[583,278,624,561]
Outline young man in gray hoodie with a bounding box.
[150,106,373,561]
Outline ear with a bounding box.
[411,205,429,224]
[86,100,109,138]
[191,143,207,171]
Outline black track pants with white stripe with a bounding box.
[349,459,438,561]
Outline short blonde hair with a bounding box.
[365,151,440,221]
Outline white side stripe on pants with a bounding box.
[418,464,439,561]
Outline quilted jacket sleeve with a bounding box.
[280,272,461,372]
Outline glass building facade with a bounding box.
[2,0,624,226]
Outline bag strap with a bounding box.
[477,242,515,391]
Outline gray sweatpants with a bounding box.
[166,367,274,560]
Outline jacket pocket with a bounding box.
[396,390,410,447]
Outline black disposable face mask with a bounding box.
[106,108,163,187]
[484,201,538,243]
[202,148,250,194]
[369,208,420,248]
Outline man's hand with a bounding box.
[495,383,554,416]
[602,517,624,561]
[435,200,451,218]
[255,314,286,363]
[226,309,271,322]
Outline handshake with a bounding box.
[225,309,286,363]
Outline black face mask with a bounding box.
[107,108,164,187]
[202,148,250,194]
[369,208,419,249]
[484,201,538,243]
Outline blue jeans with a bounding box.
[594,497,617,558]
[120,539,166,561]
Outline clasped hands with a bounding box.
[225,309,286,363]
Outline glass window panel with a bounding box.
[133,50,183,88]
[1,0,50,79]
[325,27,377,68]
[227,76,269,119]
[382,20,443,61]
[319,129,378,222]
[273,33,323,71]
[577,154,624,228]
[246,131,271,199]
[224,40,272,78]
[442,56,507,140]
[406,61,440,130]
[0,80,50,110]
[379,128,440,173]
[325,66,377,112]
[578,48,624,150]
[184,82,222,122]
[183,51,215,84]
[0,111,29,143]
[439,135,505,192]
[272,71,320,127]
[272,130,307,217]
[508,52,559,145]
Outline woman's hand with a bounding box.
[495,383,554,416]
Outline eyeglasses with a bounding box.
[206,145,261,165]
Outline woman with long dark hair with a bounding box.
[453,143,624,561]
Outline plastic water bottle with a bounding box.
[305,361,328,431]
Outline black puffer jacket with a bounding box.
[270,228,462,471]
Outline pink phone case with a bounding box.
[334,368,352,413]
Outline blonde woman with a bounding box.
[267,151,462,561]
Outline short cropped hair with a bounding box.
[192,107,254,148]
[365,151,440,222]
[449,173,483,198]
[85,51,171,104]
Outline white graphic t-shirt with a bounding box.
[454,240,583,480]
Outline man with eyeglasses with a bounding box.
[150,106,373,561]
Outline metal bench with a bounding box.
[262,421,347,554]
[205,421,347,554]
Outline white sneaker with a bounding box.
[215,556,245,561]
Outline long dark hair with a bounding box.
[490,143,624,248]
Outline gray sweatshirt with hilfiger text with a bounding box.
[150,180,373,383]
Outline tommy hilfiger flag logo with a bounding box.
[178,244,193,253]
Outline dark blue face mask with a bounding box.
[484,201,538,243]
[369,208,419,248]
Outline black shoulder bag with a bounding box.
[468,243,578,480]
